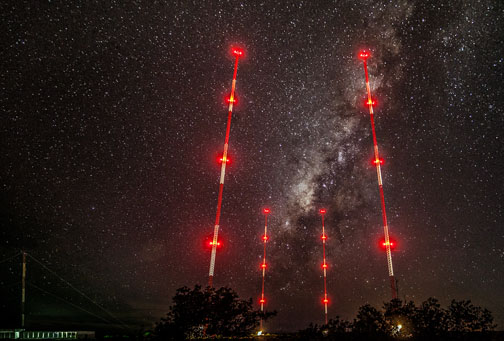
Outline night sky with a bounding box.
[1,0,503,332]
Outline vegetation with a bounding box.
[153,285,276,339]
[299,298,496,340]
[153,289,496,340]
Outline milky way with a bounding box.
[1,0,503,331]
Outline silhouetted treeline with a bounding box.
[299,298,497,340]
[151,285,497,340]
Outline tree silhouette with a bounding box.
[445,299,496,333]
[153,285,276,339]
[352,303,392,338]
[412,297,446,338]
[326,316,352,334]
[383,298,416,337]
[297,322,322,339]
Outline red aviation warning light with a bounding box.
[380,238,397,251]
[365,98,377,107]
[262,235,269,241]
[319,208,326,215]
[205,235,224,249]
[205,238,223,250]
[322,298,329,304]
[322,263,328,269]
[321,234,327,240]
[261,263,267,269]
[263,208,271,214]
[225,95,238,105]
[232,47,244,57]
[218,155,231,164]
[358,50,370,61]
[372,157,384,165]
[259,298,266,304]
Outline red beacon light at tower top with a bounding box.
[263,208,271,214]
[231,47,244,57]
[358,50,370,61]
[319,208,327,215]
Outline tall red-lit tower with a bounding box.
[259,208,270,331]
[358,49,398,299]
[208,47,244,287]
[319,209,329,324]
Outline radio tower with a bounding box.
[319,209,329,324]
[208,47,244,287]
[259,208,270,332]
[358,49,397,299]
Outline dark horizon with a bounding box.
[0,251,502,332]
[1,0,503,333]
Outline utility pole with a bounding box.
[21,251,26,328]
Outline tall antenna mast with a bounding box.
[358,49,397,299]
[259,208,270,331]
[319,209,329,324]
[208,47,244,287]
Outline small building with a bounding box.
[0,330,95,340]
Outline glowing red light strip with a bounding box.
[208,50,241,287]
[321,210,328,324]
[260,210,269,331]
[360,52,397,299]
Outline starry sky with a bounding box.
[1,0,503,332]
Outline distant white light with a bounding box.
[338,151,344,162]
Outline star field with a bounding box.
[1,0,503,331]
